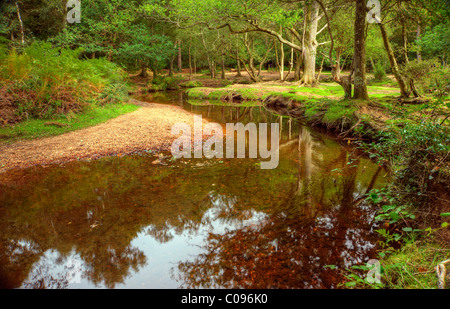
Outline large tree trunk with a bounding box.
[300,1,320,86]
[352,0,369,100]
[302,46,317,85]
[378,22,410,98]
[332,65,352,99]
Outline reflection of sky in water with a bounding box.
[32,203,268,289]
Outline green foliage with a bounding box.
[416,22,450,63]
[151,75,184,91]
[117,26,176,74]
[0,41,128,121]
[181,80,203,88]
[373,63,387,81]
[374,120,449,194]
[400,59,449,96]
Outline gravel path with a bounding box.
[0,100,208,173]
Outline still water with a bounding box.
[0,91,388,289]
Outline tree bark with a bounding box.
[294,51,302,81]
[378,22,410,98]
[416,25,422,61]
[352,0,369,100]
[300,1,320,86]
[221,53,226,79]
[236,41,242,77]
[188,44,193,79]
[276,27,285,81]
[177,40,182,72]
[15,1,25,45]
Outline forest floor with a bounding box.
[0,100,211,173]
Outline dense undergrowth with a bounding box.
[0,42,129,126]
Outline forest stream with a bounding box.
[0,91,390,289]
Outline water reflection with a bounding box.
[0,92,388,289]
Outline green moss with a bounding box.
[324,103,357,124]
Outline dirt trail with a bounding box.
[0,100,209,173]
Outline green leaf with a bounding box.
[440,213,450,217]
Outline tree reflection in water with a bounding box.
[0,100,387,289]
[175,127,384,289]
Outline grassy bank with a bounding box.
[186,83,401,101]
[0,102,140,144]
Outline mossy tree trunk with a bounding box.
[379,22,410,98]
[352,0,369,100]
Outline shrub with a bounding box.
[150,75,183,91]
[373,63,387,81]
[0,41,128,122]
[374,120,449,200]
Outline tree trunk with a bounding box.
[378,22,410,98]
[315,55,325,84]
[300,1,319,86]
[283,36,295,82]
[353,0,369,100]
[335,49,342,78]
[236,59,242,77]
[280,43,285,81]
[177,40,182,72]
[210,60,216,78]
[188,44,193,79]
[369,56,376,73]
[236,42,242,77]
[416,25,422,61]
[301,47,317,85]
[169,56,175,77]
[294,51,302,81]
[401,17,409,64]
[332,66,352,99]
[221,55,226,79]
[15,1,25,45]
[194,55,197,74]
[277,29,285,81]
